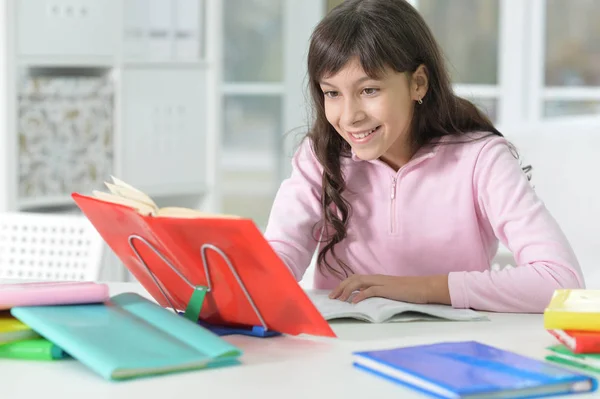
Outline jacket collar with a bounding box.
[349,136,443,164]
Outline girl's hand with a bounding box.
[328,274,451,305]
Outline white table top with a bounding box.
[1,282,596,398]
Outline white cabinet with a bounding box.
[119,68,208,194]
[16,0,119,57]
[1,0,217,213]
[1,0,220,281]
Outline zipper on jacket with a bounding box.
[390,176,397,234]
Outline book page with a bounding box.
[366,298,487,322]
[306,291,487,323]
[105,182,158,210]
[307,291,376,322]
[91,176,241,219]
[91,190,157,216]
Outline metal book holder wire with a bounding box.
[126,234,270,332]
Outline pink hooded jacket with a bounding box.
[263,132,584,312]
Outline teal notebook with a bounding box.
[10,292,242,380]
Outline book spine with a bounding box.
[576,338,600,354]
[548,329,578,352]
[548,329,600,354]
[544,312,600,332]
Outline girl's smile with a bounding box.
[346,125,381,144]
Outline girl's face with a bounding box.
[320,57,426,170]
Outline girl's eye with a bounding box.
[324,91,339,98]
[363,88,379,95]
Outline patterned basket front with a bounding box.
[17,75,114,200]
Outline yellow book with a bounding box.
[0,313,39,344]
[544,289,600,331]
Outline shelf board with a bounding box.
[18,195,77,210]
[17,57,213,70]
[17,55,116,68]
[222,83,284,96]
[121,60,211,69]
[17,183,208,211]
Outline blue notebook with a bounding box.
[11,292,242,381]
[353,341,597,398]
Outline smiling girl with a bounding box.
[264,0,584,313]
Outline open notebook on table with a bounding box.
[307,291,487,323]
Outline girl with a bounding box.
[264,0,584,313]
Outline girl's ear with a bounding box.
[411,64,429,103]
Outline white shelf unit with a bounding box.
[0,0,223,281]
[0,0,222,215]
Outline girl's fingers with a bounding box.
[351,286,381,303]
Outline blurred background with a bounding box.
[1,0,599,285]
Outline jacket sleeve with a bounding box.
[263,138,324,281]
[448,136,584,312]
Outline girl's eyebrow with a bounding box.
[320,76,376,88]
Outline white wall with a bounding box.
[506,118,600,288]
[0,1,8,211]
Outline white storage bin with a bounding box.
[16,0,119,57]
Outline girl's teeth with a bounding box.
[352,127,377,139]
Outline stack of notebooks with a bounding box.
[544,289,600,373]
[0,281,242,381]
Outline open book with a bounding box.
[72,180,337,337]
[307,291,487,323]
[91,176,238,219]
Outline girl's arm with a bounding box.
[263,138,323,281]
[448,136,584,313]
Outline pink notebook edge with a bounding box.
[0,282,110,309]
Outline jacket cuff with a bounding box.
[448,271,469,309]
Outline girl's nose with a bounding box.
[342,98,366,126]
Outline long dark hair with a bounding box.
[306,0,526,279]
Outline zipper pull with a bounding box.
[391,177,397,199]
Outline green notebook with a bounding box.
[11,292,242,380]
[546,345,600,373]
[0,338,67,360]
